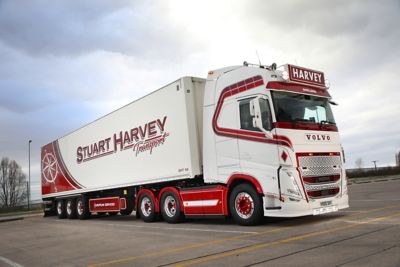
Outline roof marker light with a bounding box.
[324,78,330,89]
[282,71,289,81]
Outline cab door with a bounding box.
[236,95,280,196]
[215,97,240,177]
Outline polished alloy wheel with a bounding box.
[57,201,63,215]
[163,195,176,218]
[235,192,254,219]
[140,196,152,217]
[77,200,84,216]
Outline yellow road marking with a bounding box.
[88,227,287,267]
[87,204,400,267]
[173,211,400,267]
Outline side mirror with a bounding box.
[249,98,262,129]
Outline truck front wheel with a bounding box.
[160,191,183,223]
[138,194,157,222]
[229,183,263,226]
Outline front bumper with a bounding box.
[263,192,349,217]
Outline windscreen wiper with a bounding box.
[320,120,336,129]
[320,120,336,125]
[291,118,312,127]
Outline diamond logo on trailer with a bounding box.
[42,153,58,183]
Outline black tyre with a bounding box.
[66,199,77,219]
[138,193,157,222]
[120,197,133,216]
[76,196,90,220]
[56,200,67,219]
[229,183,263,226]
[160,191,183,223]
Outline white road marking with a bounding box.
[352,199,400,202]
[344,218,400,225]
[53,219,257,234]
[102,223,258,234]
[0,256,24,267]
[339,210,362,213]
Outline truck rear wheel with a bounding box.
[76,196,90,220]
[229,183,263,226]
[138,193,157,222]
[160,191,183,223]
[56,200,67,219]
[66,199,77,219]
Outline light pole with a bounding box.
[28,140,32,210]
[372,160,378,172]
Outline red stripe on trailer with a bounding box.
[212,76,293,149]
[53,141,84,189]
[136,189,159,213]
[41,142,80,195]
[89,197,120,212]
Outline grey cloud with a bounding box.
[0,80,60,113]
[0,1,199,60]
[249,0,398,37]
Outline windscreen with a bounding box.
[271,91,335,124]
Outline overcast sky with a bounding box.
[0,0,399,200]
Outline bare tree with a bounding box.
[355,158,363,169]
[0,157,27,208]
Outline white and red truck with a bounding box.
[41,62,349,225]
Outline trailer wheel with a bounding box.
[160,191,183,223]
[66,199,77,219]
[138,193,157,222]
[56,200,67,219]
[76,196,90,220]
[229,183,263,226]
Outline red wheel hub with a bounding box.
[234,192,254,219]
[237,196,252,215]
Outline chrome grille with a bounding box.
[298,154,342,199]
[299,156,341,177]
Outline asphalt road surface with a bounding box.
[1,180,399,267]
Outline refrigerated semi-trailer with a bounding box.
[42,62,349,225]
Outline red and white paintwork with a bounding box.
[42,63,348,218]
[89,197,127,213]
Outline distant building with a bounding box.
[396,152,400,166]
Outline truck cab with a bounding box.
[203,63,349,220]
